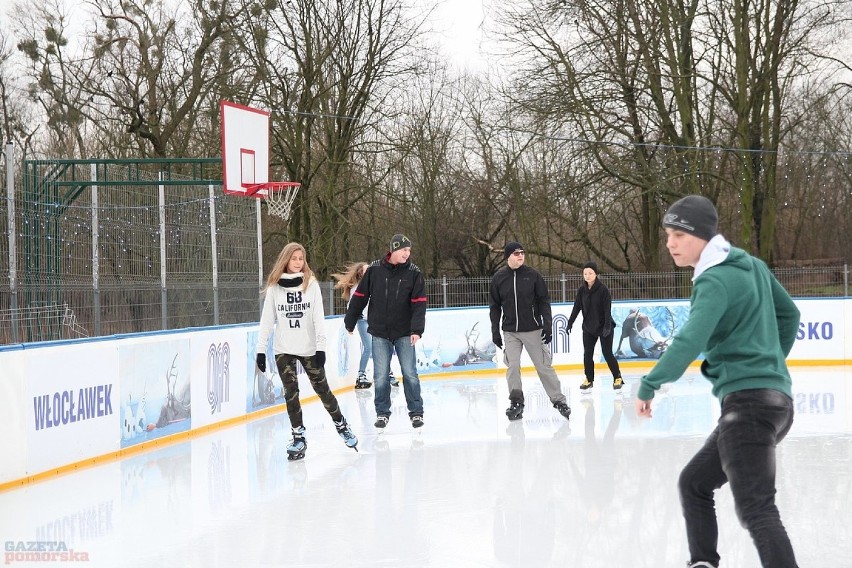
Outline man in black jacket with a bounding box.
[345,234,428,429]
[489,242,571,422]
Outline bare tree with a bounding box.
[232,0,428,275]
[496,0,851,266]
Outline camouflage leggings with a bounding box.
[275,353,343,429]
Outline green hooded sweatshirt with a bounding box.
[638,247,800,402]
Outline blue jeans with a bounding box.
[679,388,797,568]
[356,319,372,374]
[372,336,423,417]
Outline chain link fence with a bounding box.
[3,160,850,345]
[324,266,851,315]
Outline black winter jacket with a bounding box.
[489,265,552,335]
[567,279,615,337]
[344,254,427,340]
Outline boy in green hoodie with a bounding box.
[636,195,800,568]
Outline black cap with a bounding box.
[663,195,718,241]
[582,261,598,274]
[504,241,523,260]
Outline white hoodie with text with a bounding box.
[257,273,327,357]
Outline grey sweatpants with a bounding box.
[503,330,566,404]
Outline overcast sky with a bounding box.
[426,0,488,71]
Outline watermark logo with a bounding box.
[4,541,90,564]
[207,342,231,414]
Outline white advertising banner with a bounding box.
[24,342,120,474]
[118,336,191,449]
[0,349,28,484]
[1,295,848,487]
[788,298,846,361]
[190,327,249,429]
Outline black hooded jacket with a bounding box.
[489,264,552,335]
[567,279,615,337]
[344,254,427,340]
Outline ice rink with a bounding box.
[2,367,849,567]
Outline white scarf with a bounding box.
[692,235,731,281]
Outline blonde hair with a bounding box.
[331,262,369,300]
[264,242,313,291]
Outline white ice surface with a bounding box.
[1,368,849,567]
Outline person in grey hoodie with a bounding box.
[489,241,571,422]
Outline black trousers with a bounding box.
[582,330,621,381]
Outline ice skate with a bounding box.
[389,371,399,387]
[354,372,371,389]
[613,376,624,391]
[505,400,524,421]
[410,414,424,429]
[686,562,717,568]
[554,401,571,420]
[286,426,307,461]
[580,378,594,393]
[335,418,359,452]
[374,415,389,430]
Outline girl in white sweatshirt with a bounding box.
[256,242,357,459]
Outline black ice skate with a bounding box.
[580,378,594,393]
[354,372,371,389]
[505,400,524,421]
[287,426,307,461]
[554,401,571,420]
[335,418,359,452]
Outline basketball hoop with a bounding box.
[245,181,301,221]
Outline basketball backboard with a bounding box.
[220,100,270,197]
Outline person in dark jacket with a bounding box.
[489,241,571,422]
[344,234,428,429]
[567,261,623,392]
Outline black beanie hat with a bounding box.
[663,195,718,241]
[504,241,523,260]
[582,261,598,274]
[389,234,412,251]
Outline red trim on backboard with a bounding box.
[240,148,256,188]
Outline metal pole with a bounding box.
[209,184,219,325]
[91,163,101,336]
[257,199,264,315]
[845,263,848,297]
[159,174,168,330]
[561,273,567,303]
[6,142,19,342]
[442,275,448,308]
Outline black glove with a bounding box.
[567,325,573,334]
[256,353,266,373]
[542,328,552,344]
[492,333,503,349]
[314,350,326,368]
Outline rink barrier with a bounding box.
[1,298,849,490]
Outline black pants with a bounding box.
[582,330,621,381]
[679,388,797,567]
[275,353,343,429]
